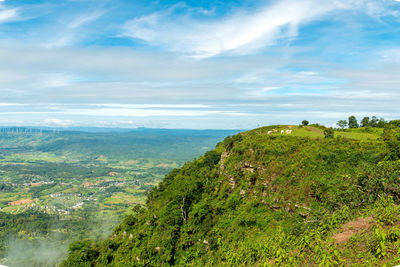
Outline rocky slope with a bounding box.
[62,126,400,266]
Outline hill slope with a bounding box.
[0,129,237,267]
[62,126,400,266]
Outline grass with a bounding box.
[336,131,380,141]
[260,125,383,140]
[60,125,394,267]
[1,151,72,163]
[104,192,137,205]
[293,126,324,137]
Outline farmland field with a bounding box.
[0,128,236,266]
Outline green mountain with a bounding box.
[0,129,237,267]
[62,125,400,266]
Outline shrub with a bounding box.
[324,128,334,139]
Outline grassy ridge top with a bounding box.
[62,125,400,266]
[246,125,382,140]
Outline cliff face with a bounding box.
[62,126,400,266]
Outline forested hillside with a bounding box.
[0,129,236,267]
[62,124,400,266]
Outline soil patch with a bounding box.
[333,216,374,244]
[8,199,33,206]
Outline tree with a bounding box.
[389,120,400,128]
[377,118,387,128]
[348,116,359,128]
[360,117,370,128]
[302,120,309,126]
[324,128,334,138]
[370,116,379,128]
[382,125,400,160]
[337,120,348,129]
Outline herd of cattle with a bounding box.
[267,129,292,135]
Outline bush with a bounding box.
[302,120,309,126]
[324,128,334,139]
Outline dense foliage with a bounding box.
[62,125,400,266]
[336,115,388,129]
[0,129,235,266]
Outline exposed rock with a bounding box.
[243,162,255,172]
[220,151,229,171]
[298,212,308,218]
[228,176,236,189]
[295,204,311,211]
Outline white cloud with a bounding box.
[0,8,17,23]
[43,35,75,48]
[42,10,105,48]
[0,0,400,128]
[0,103,24,106]
[122,0,399,58]
[250,87,280,96]
[89,104,210,109]
[68,10,105,29]
[379,48,400,63]
[58,107,232,117]
[39,73,74,88]
[123,0,336,58]
[43,118,74,127]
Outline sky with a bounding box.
[0,0,400,129]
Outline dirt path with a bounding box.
[332,216,374,244]
[305,126,323,134]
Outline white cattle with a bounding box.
[285,130,292,134]
[281,130,284,134]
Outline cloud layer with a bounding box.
[0,0,399,128]
[122,0,400,58]
[123,0,331,57]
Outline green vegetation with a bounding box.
[323,128,334,138]
[361,116,370,128]
[61,123,400,266]
[0,128,235,266]
[337,119,348,129]
[337,115,388,129]
[348,115,359,128]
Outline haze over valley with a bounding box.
[1,0,400,266]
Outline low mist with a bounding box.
[4,237,68,267]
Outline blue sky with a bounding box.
[0,0,400,129]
